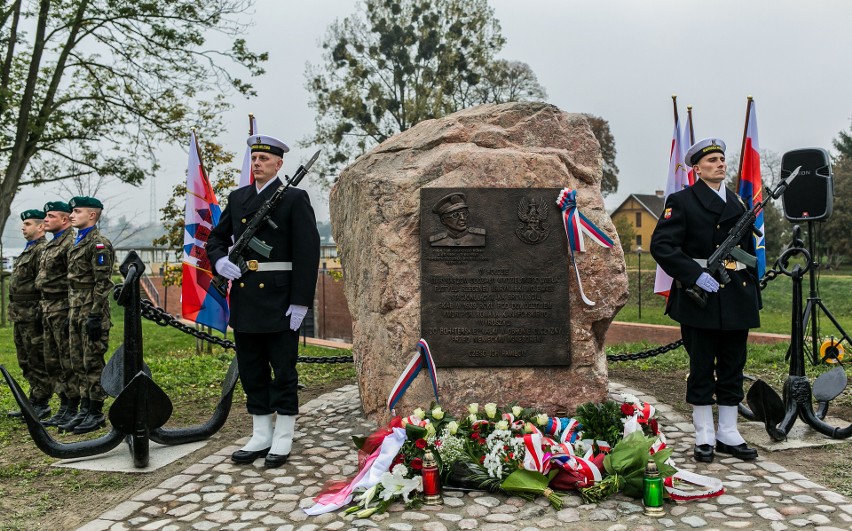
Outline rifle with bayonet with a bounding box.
[211,150,321,298]
[686,165,801,308]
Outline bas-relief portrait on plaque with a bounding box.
[420,188,572,368]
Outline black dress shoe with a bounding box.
[231,447,271,464]
[693,444,714,462]
[715,440,758,460]
[264,453,290,469]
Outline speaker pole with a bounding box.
[735,95,754,192]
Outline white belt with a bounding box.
[246,260,292,272]
[693,258,747,271]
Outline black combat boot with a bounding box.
[7,392,34,419]
[53,396,80,427]
[59,397,89,433]
[73,400,106,434]
[32,397,52,420]
[42,394,69,427]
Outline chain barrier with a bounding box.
[126,261,786,366]
[608,264,784,362]
[119,285,354,364]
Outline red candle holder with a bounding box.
[421,449,443,505]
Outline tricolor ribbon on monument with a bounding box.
[181,131,229,332]
[555,188,615,306]
[386,339,439,413]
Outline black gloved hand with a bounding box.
[85,315,103,342]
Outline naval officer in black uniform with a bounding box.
[207,134,320,468]
[650,137,760,463]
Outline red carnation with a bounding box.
[411,458,423,470]
[392,454,403,465]
[415,438,427,449]
[480,455,486,464]
[621,403,635,416]
[649,418,659,435]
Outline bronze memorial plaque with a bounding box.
[420,188,571,367]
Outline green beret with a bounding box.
[21,209,46,221]
[69,196,104,209]
[44,201,71,213]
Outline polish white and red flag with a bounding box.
[653,113,692,297]
[238,114,259,188]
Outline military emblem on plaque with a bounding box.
[429,192,486,247]
[515,196,550,244]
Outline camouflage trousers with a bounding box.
[68,308,109,401]
[12,319,50,400]
[43,309,79,399]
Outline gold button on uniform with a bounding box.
[716,224,720,229]
[241,218,246,223]
[239,282,245,288]
[259,283,265,289]
[743,281,747,286]
[720,284,725,288]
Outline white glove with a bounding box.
[695,272,720,293]
[286,304,308,331]
[215,257,242,280]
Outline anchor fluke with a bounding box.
[109,371,173,433]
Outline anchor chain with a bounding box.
[117,285,354,364]
[123,260,785,366]
[608,265,783,362]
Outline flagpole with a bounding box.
[248,112,255,135]
[736,96,753,192]
[687,106,695,144]
[672,94,679,124]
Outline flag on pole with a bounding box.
[181,131,229,332]
[653,111,691,297]
[737,100,765,278]
[238,114,259,188]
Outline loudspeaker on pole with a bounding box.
[781,148,833,222]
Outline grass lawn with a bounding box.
[617,268,852,337]
[0,293,355,530]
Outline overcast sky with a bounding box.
[5,0,852,247]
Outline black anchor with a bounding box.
[1,250,239,467]
[739,226,852,441]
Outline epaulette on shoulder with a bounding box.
[429,232,447,242]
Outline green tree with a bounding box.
[613,214,635,254]
[303,0,548,186]
[0,0,267,236]
[820,126,852,266]
[153,139,239,267]
[583,114,619,197]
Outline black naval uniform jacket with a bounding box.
[650,179,761,331]
[207,177,321,333]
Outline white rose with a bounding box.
[413,407,426,420]
[431,406,444,420]
[512,406,523,417]
[468,403,479,414]
[484,403,498,419]
[496,420,509,431]
[447,421,459,435]
[535,414,548,426]
[468,413,478,423]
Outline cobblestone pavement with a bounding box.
[78,382,852,531]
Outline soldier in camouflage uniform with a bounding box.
[58,196,115,435]
[8,209,49,419]
[36,201,78,427]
